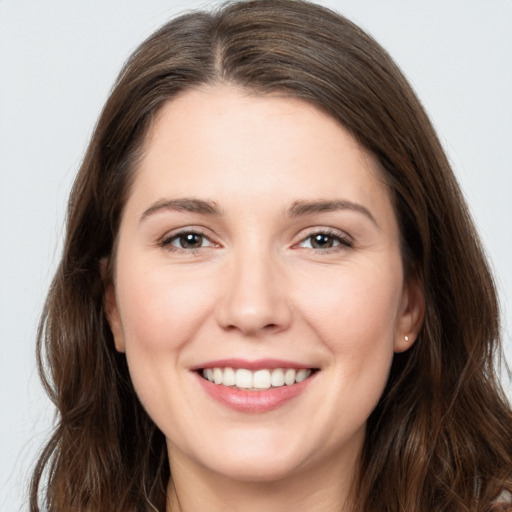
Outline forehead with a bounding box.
[126,85,394,225]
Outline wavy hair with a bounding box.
[30,1,512,510]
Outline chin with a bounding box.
[208,455,305,483]
[197,434,323,484]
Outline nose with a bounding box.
[215,247,292,336]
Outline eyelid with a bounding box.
[157,227,219,251]
[293,227,354,251]
[155,225,353,253]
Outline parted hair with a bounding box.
[30,1,512,510]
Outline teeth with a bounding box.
[235,368,252,389]
[253,369,271,389]
[296,369,309,382]
[201,367,312,389]
[213,367,223,385]
[271,368,285,387]
[223,367,236,386]
[284,368,296,386]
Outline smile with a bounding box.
[201,367,314,390]
[195,362,319,412]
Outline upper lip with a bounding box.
[190,358,316,371]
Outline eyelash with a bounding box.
[158,228,353,254]
[158,229,214,253]
[296,228,353,253]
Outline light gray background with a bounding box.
[1,1,511,510]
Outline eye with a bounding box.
[298,230,352,250]
[160,231,215,251]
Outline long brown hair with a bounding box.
[30,1,512,510]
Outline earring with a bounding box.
[404,335,409,342]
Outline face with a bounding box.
[107,85,423,485]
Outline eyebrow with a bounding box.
[286,199,378,227]
[140,197,378,227]
[140,198,221,222]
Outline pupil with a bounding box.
[180,233,202,248]
[312,234,332,248]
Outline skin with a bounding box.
[106,85,424,512]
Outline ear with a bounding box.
[101,258,126,353]
[394,276,425,353]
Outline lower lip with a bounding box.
[196,372,315,413]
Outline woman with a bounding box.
[30,0,512,510]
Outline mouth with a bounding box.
[199,366,318,391]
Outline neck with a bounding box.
[165,446,360,512]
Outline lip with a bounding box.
[194,365,317,413]
[191,358,314,371]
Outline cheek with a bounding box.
[114,263,215,429]
[286,262,403,454]
[116,264,213,354]
[295,261,402,369]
